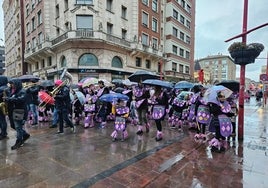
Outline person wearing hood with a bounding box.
[5,78,30,150]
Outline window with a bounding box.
[173,9,178,20]
[112,56,123,68]
[27,41,30,50]
[179,48,184,57]
[142,12,149,27]
[76,15,93,30]
[61,56,67,67]
[179,64,183,73]
[41,59,45,68]
[185,66,189,74]
[142,33,149,45]
[37,10,42,25]
[26,23,30,34]
[186,36,190,44]
[186,20,190,29]
[172,45,177,54]
[172,27,178,37]
[181,0,185,8]
[106,0,113,12]
[122,29,127,39]
[172,62,177,71]
[121,6,127,19]
[32,37,36,48]
[186,51,190,59]
[55,4,59,18]
[180,15,185,24]
[47,56,52,66]
[186,4,191,14]
[179,31,184,41]
[152,18,158,32]
[38,32,43,44]
[78,53,99,66]
[76,0,93,5]
[31,17,36,31]
[107,23,113,34]
[152,0,158,12]
[142,0,149,6]
[152,38,158,49]
[35,62,39,70]
[145,60,151,69]
[64,0,69,10]
[26,4,30,17]
[136,57,141,67]
[32,0,35,10]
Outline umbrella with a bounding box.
[216,80,240,92]
[99,93,129,102]
[174,81,194,89]
[18,75,40,82]
[142,79,173,89]
[128,70,160,82]
[191,84,204,93]
[40,80,54,87]
[111,79,123,85]
[82,77,99,88]
[114,87,125,93]
[203,85,233,104]
[71,91,86,104]
[122,79,137,86]
[99,79,114,87]
[38,91,55,105]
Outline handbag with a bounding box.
[13,109,25,121]
[152,105,166,120]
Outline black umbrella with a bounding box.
[142,79,173,89]
[114,87,125,93]
[217,80,240,92]
[18,74,40,82]
[40,80,54,87]
[128,70,160,82]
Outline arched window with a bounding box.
[111,56,123,68]
[78,53,99,66]
[61,56,67,67]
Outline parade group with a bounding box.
[0,73,238,153]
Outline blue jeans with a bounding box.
[14,119,28,141]
[0,113,7,136]
[29,104,38,124]
[52,108,58,125]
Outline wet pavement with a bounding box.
[0,99,268,188]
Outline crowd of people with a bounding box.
[0,75,239,153]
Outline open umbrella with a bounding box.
[40,80,54,87]
[82,77,98,88]
[216,80,240,92]
[99,93,129,102]
[114,87,125,93]
[111,79,123,85]
[122,79,137,86]
[38,91,55,105]
[70,91,86,104]
[174,81,194,89]
[203,85,233,104]
[18,75,40,82]
[128,70,160,82]
[142,79,173,89]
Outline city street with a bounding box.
[0,98,267,188]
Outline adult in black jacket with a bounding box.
[5,79,30,150]
[53,80,75,134]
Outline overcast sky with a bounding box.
[196,0,268,81]
[0,0,267,81]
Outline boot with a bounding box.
[136,125,143,135]
[89,115,95,128]
[11,139,23,150]
[111,130,117,142]
[121,130,128,142]
[155,131,163,141]
[84,116,90,128]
